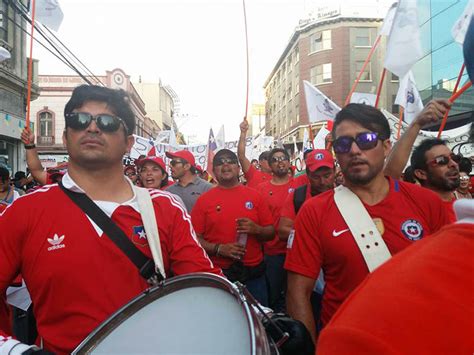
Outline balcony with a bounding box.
[37,136,54,146]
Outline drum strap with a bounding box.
[59,182,163,284]
[333,185,391,272]
[134,186,166,280]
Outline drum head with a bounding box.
[74,273,271,354]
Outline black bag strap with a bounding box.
[58,182,159,283]
[293,184,308,215]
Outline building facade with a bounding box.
[0,0,39,173]
[29,69,159,165]
[264,3,398,143]
[413,0,474,131]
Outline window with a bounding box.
[355,61,371,81]
[310,63,332,85]
[392,94,399,114]
[391,73,399,81]
[310,30,331,53]
[354,28,371,47]
[39,112,53,137]
[0,1,7,42]
[295,47,299,62]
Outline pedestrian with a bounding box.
[0,85,221,355]
[136,156,169,190]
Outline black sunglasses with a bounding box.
[214,157,238,166]
[170,159,186,167]
[270,156,289,163]
[428,153,461,167]
[333,132,383,154]
[65,112,127,133]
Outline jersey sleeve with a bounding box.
[163,195,222,276]
[284,200,322,279]
[190,195,206,235]
[280,192,296,221]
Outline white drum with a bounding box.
[73,273,275,354]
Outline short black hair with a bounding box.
[402,166,417,184]
[303,149,313,160]
[332,103,391,140]
[259,151,270,162]
[0,167,9,183]
[410,138,447,171]
[268,148,290,163]
[459,157,472,174]
[64,85,135,134]
[213,149,238,166]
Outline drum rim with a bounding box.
[72,272,268,355]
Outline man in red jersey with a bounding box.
[285,103,450,342]
[258,147,298,312]
[317,199,473,355]
[0,85,220,355]
[192,149,274,305]
[238,120,272,189]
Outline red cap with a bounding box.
[195,164,204,173]
[165,150,196,167]
[305,149,334,172]
[136,156,166,172]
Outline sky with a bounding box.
[34,0,389,144]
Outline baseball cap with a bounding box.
[165,150,196,167]
[305,149,334,172]
[136,156,166,173]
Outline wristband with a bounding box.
[24,144,36,150]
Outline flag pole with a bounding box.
[242,0,250,120]
[374,68,387,108]
[308,124,315,149]
[396,106,404,140]
[345,35,381,106]
[25,0,37,129]
[437,64,467,138]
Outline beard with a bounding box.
[341,158,382,186]
[427,170,460,191]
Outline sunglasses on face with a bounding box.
[428,154,461,167]
[214,157,238,166]
[460,175,469,181]
[270,156,289,163]
[170,159,186,167]
[65,112,127,133]
[333,132,382,154]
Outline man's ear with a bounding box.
[126,135,135,154]
[62,129,67,146]
[382,139,392,158]
[413,168,427,183]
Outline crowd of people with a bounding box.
[0,84,472,354]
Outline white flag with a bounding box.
[452,0,474,44]
[303,127,312,150]
[169,127,178,148]
[0,47,11,62]
[34,0,64,31]
[216,125,225,150]
[395,71,424,124]
[313,126,330,149]
[303,80,340,123]
[379,2,398,36]
[350,92,377,106]
[384,0,422,78]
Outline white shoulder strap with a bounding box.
[133,186,166,279]
[333,185,391,272]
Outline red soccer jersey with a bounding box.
[259,179,299,255]
[245,164,272,189]
[442,199,457,223]
[191,185,273,269]
[280,184,313,221]
[0,184,220,355]
[317,223,473,355]
[285,178,450,326]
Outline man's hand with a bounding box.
[240,120,249,134]
[413,99,452,129]
[218,243,246,260]
[21,127,35,145]
[236,218,260,235]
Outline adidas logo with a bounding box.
[47,234,65,251]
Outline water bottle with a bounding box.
[236,232,248,247]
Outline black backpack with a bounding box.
[293,184,308,215]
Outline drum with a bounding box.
[73,273,276,354]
